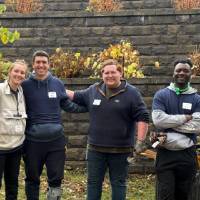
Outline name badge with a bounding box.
[48,92,57,98]
[93,99,101,106]
[182,102,192,110]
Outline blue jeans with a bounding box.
[87,149,129,200]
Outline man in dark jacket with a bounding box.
[152,58,200,200]
[22,50,87,200]
[67,59,149,200]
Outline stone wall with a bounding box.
[0,0,200,76]
[63,77,200,173]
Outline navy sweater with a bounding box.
[74,80,149,147]
[22,73,86,141]
[153,87,200,141]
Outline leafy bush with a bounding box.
[0,54,12,80]
[90,40,144,79]
[86,0,122,12]
[0,4,19,80]
[172,0,200,10]
[5,0,43,14]
[50,41,144,79]
[189,46,200,76]
[50,48,91,78]
[0,4,20,44]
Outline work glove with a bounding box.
[128,140,147,164]
[135,140,147,154]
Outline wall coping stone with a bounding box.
[1,9,200,19]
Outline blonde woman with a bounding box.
[0,60,27,200]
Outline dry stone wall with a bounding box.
[0,0,200,76]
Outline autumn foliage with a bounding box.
[172,0,200,10]
[87,0,122,12]
[189,46,200,76]
[5,0,43,13]
[50,41,143,79]
[90,40,144,79]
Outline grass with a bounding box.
[0,164,155,200]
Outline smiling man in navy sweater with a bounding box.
[67,59,149,200]
[22,50,87,200]
[152,58,200,200]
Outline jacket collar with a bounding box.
[168,82,197,95]
[96,79,127,98]
[4,80,22,95]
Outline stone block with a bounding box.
[177,35,191,44]
[63,122,89,134]
[56,38,70,45]
[62,113,89,122]
[183,24,197,34]
[63,27,73,36]
[130,35,161,45]
[66,148,86,161]
[167,45,189,54]
[155,0,172,8]
[106,26,123,36]
[53,18,71,26]
[67,135,87,147]
[127,16,145,25]
[152,45,168,54]
[137,46,152,55]
[85,17,113,27]
[192,35,200,43]
[91,27,105,35]
[47,27,63,37]
[191,15,200,23]
[65,161,86,169]
[167,25,181,34]
[71,27,91,36]
[13,38,43,47]
[143,0,156,8]
[15,28,35,37]
[140,55,159,66]
[161,35,177,44]
[176,15,190,23]
[145,15,175,25]
[17,48,32,57]
[144,97,153,109]
[122,25,152,35]
[123,1,143,9]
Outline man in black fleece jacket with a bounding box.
[67,59,149,200]
[22,50,87,200]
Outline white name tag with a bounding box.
[48,92,57,98]
[182,102,192,110]
[93,99,101,106]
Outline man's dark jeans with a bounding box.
[87,149,129,200]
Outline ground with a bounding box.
[0,164,155,200]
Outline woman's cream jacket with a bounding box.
[0,80,27,150]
